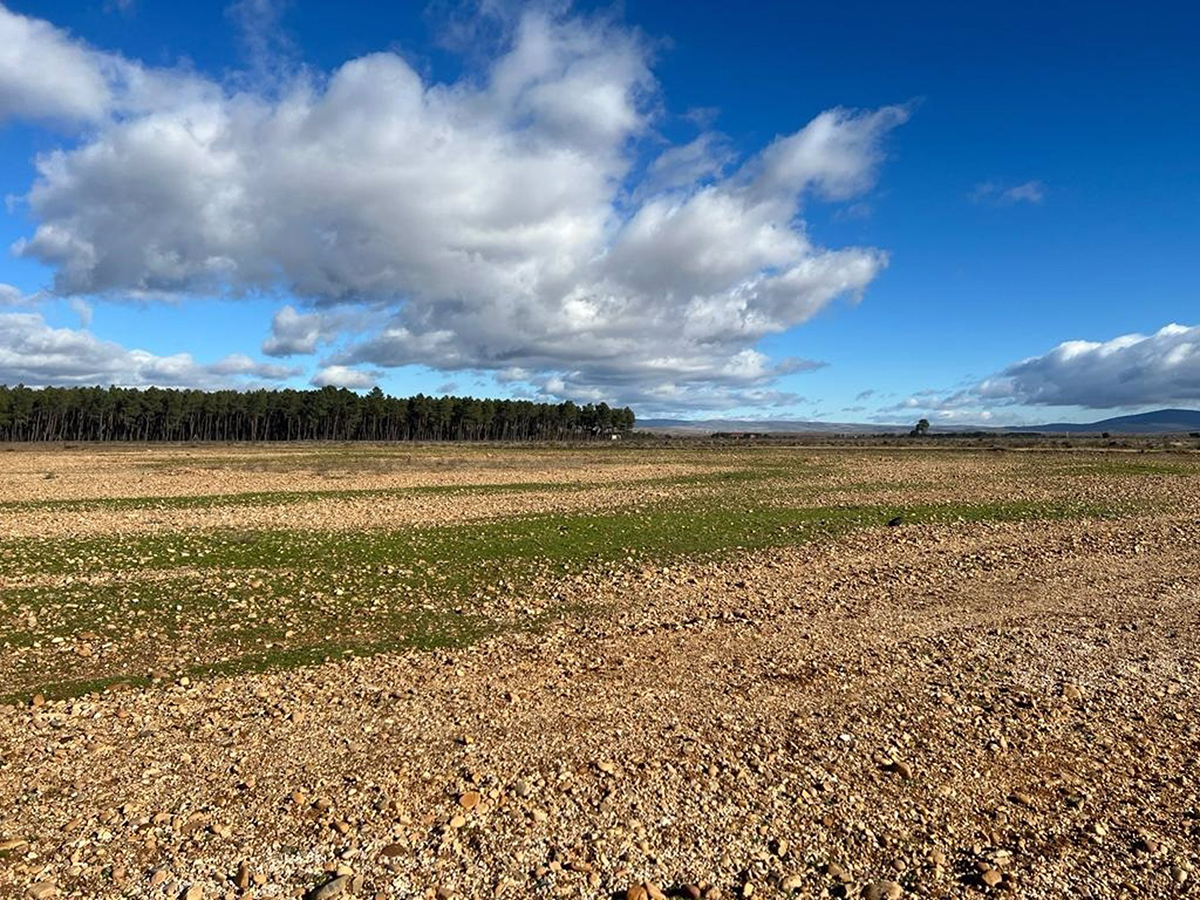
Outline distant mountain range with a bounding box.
[639,408,1200,435]
[1007,408,1200,434]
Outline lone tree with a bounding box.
[910,418,930,437]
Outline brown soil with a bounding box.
[0,446,1197,900]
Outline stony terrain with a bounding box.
[1,443,1197,899]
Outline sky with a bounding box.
[0,0,1197,425]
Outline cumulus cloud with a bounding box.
[5,3,908,411]
[0,6,119,123]
[887,323,1200,423]
[0,311,298,387]
[310,364,379,389]
[262,304,350,357]
[971,179,1045,206]
[978,323,1200,409]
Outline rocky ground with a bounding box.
[1,446,1197,899]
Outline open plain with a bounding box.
[1,442,1198,900]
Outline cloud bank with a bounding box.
[0,311,297,388]
[3,3,907,409]
[979,323,1200,409]
[889,323,1200,423]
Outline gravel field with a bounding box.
[1,444,1197,900]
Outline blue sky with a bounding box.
[0,0,1197,424]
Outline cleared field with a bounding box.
[1,443,1198,900]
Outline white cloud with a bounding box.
[310,364,379,389]
[978,323,1200,409]
[0,283,26,305]
[262,304,350,356]
[0,5,118,123]
[971,179,1045,206]
[69,296,93,327]
[5,4,908,412]
[0,310,298,387]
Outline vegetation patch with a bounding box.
[1,494,1114,701]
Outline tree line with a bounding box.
[0,385,636,443]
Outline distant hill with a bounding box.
[640,408,1200,436]
[1009,408,1200,434]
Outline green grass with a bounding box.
[0,493,1115,702]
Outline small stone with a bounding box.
[861,881,903,900]
[740,883,754,898]
[1062,684,1083,701]
[309,875,351,900]
[1010,791,1035,809]
[435,889,456,900]
[458,791,481,810]
[980,869,1003,888]
[646,884,668,900]
[31,694,45,708]
[380,843,405,858]
[1171,865,1187,885]
[891,760,914,779]
[183,886,204,900]
[26,883,57,900]
[781,874,803,891]
[448,814,467,829]
[236,863,251,889]
[150,870,169,887]
[683,886,703,900]
[625,886,648,900]
[0,839,28,851]
[1134,832,1160,853]
[826,863,851,884]
[928,849,946,866]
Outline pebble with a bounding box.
[26,884,56,900]
[458,791,481,810]
[826,863,851,884]
[309,875,351,899]
[1010,791,1035,809]
[861,881,903,900]
[183,886,204,900]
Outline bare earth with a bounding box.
[0,444,1197,900]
